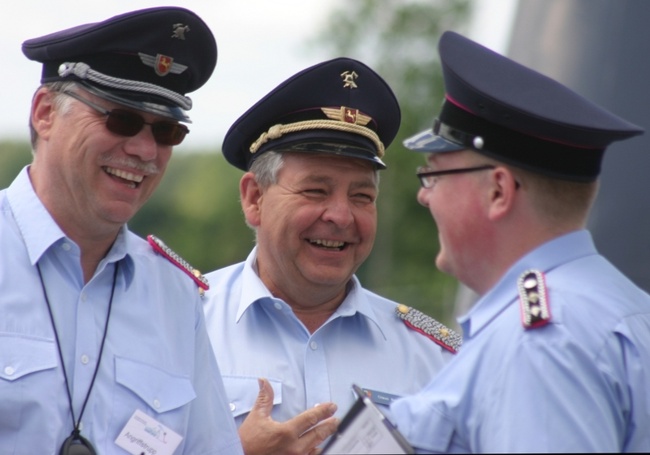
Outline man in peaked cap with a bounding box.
[202,57,461,454]
[389,31,650,453]
[0,7,243,454]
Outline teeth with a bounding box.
[105,167,144,183]
[311,239,345,248]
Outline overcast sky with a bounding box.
[0,0,516,152]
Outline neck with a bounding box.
[270,285,348,334]
[77,235,117,283]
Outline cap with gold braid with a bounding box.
[222,57,401,170]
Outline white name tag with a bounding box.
[115,409,183,455]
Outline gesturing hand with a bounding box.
[238,378,339,455]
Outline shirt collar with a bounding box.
[8,166,66,265]
[459,230,597,338]
[236,246,387,337]
[8,166,133,283]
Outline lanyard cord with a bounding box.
[36,261,119,438]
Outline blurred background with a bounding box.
[2,0,648,328]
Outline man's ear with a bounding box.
[31,89,57,141]
[240,172,263,227]
[488,167,518,221]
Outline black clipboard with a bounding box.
[322,384,414,454]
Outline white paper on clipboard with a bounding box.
[322,384,413,454]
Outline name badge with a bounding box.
[360,388,401,406]
[115,409,183,455]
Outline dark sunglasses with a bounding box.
[62,91,189,146]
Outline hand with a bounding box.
[238,378,339,455]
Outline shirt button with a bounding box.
[153,399,161,409]
[229,402,236,412]
[310,341,318,350]
[4,366,15,376]
[62,242,71,251]
[274,302,282,310]
[80,354,90,365]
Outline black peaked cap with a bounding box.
[222,57,401,170]
[22,7,217,122]
[404,31,644,181]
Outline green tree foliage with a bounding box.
[0,141,32,183]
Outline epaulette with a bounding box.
[147,234,209,297]
[395,304,462,353]
[517,269,551,329]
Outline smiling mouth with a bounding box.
[104,166,144,189]
[308,239,347,251]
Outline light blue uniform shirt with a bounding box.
[203,247,455,425]
[0,167,243,455]
[390,230,650,453]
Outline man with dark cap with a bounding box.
[0,7,242,454]
[202,57,461,454]
[389,30,650,453]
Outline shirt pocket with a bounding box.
[0,334,58,433]
[0,334,57,381]
[222,375,283,419]
[115,355,196,414]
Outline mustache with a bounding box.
[100,154,161,175]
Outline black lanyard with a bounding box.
[37,261,119,455]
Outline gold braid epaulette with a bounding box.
[396,304,462,353]
[147,234,209,297]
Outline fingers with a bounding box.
[296,415,339,452]
[292,402,338,437]
[249,377,274,419]
[239,378,339,455]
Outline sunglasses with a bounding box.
[62,91,189,146]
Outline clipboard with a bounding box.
[322,384,414,454]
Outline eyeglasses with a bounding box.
[62,91,189,146]
[416,165,495,189]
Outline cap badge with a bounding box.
[171,23,190,40]
[138,52,188,77]
[340,70,358,89]
[322,107,372,126]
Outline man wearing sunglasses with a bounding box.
[202,57,462,455]
[389,31,650,453]
[0,7,242,455]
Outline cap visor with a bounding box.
[403,128,465,153]
[80,83,191,123]
[276,141,386,169]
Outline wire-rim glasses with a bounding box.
[416,165,495,189]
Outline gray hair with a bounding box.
[248,150,285,189]
[29,81,80,149]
